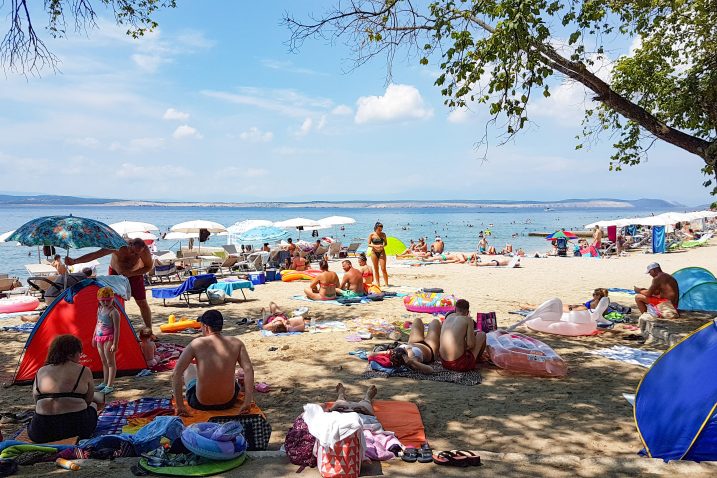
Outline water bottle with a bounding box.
[56,458,80,471]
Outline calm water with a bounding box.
[0,205,676,279]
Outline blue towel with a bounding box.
[607,288,637,295]
[652,225,666,254]
[0,323,35,333]
[151,274,216,299]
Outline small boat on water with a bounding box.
[544,207,553,211]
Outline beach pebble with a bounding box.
[463,409,472,416]
[281,345,289,350]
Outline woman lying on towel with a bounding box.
[304,260,339,301]
[521,288,609,312]
[329,382,377,416]
[28,335,103,443]
[261,301,305,333]
[367,318,441,374]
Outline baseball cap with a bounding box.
[198,309,223,330]
[646,262,660,273]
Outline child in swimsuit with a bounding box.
[93,286,120,394]
[139,327,158,367]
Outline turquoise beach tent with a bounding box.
[673,267,717,312]
[635,319,717,461]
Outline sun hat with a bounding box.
[646,262,661,273]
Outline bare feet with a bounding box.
[335,382,346,401]
[365,385,377,401]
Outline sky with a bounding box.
[0,1,711,206]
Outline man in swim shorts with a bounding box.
[431,236,445,254]
[339,260,364,296]
[440,299,486,372]
[173,310,255,414]
[66,238,154,330]
[634,262,679,319]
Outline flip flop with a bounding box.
[451,450,482,466]
[417,443,433,463]
[400,447,418,463]
[433,451,469,467]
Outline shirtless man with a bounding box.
[339,260,364,295]
[634,262,679,319]
[287,238,297,256]
[431,236,445,254]
[66,238,153,329]
[52,254,68,275]
[173,310,255,415]
[439,299,486,372]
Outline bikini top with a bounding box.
[35,366,87,401]
[362,270,373,278]
[371,235,385,245]
[399,344,424,362]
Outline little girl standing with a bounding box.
[93,287,120,394]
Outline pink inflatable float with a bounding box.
[523,297,610,336]
[0,296,40,314]
[487,330,567,377]
[403,292,456,314]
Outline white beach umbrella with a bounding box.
[0,229,17,242]
[170,220,227,233]
[163,231,199,240]
[317,216,356,227]
[273,217,322,229]
[227,220,274,234]
[126,231,158,241]
[110,221,159,235]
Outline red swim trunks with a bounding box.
[646,296,668,306]
[441,350,477,372]
[108,267,146,301]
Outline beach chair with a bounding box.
[308,246,328,264]
[207,256,238,276]
[222,245,241,257]
[0,277,27,297]
[327,241,342,259]
[342,242,361,257]
[151,274,217,306]
[27,274,88,302]
[148,259,182,284]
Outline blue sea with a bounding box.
[0,205,677,279]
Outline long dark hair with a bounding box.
[319,259,329,271]
[389,347,407,367]
[45,335,82,365]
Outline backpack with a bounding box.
[285,414,317,469]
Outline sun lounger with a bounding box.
[342,242,361,257]
[151,274,217,306]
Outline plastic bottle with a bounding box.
[56,458,80,471]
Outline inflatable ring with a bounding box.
[0,296,40,314]
[280,269,322,282]
[403,292,456,314]
[160,319,202,333]
[181,422,247,461]
[487,330,567,377]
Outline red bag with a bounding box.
[476,312,498,332]
[316,431,362,478]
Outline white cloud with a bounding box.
[163,108,190,121]
[355,84,433,124]
[67,137,101,148]
[447,108,475,124]
[245,168,269,178]
[297,117,313,137]
[260,59,323,76]
[131,54,169,73]
[116,162,191,179]
[172,125,203,140]
[316,115,327,131]
[331,104,352,116]
[239,127,273,142]
[202,87,334,118]
[109,137,165,154]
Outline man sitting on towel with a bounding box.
[634,262,679,319]
[339,260,365,297]
[173,310,255,414]
[439,299,486,372]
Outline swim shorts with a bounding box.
[109,267,146,301]
[185,378,240,411]
[441,350,477,372]
[647,296,678,319]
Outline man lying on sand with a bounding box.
[471,257,521,268]
[634,262,679,319]
[173,310,255,415]
[440,299,486,372]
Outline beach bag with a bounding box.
[316,431,361,478]
[210,414,271,451]
[476,312,498,332]
[284,414,317,469]
[207,289,226,305]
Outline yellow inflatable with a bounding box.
[280,269,321,282]
[160,314,202,333]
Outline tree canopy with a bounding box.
[285,0,717,193]
[1,0,176,75]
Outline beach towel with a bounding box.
[607,288,637,295]
[652,226,666,254]
[323,400,427,449]
[151,274,216,300]
[93,398,172,437]
[0,322,35,333]
[0,310,42,321]
[587,346,662,368]
[148,342,185,372]
[362,361,482,386]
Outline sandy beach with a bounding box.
[2,244,717,476]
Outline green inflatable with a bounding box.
[138,453,246,477]
[366,236,407,256]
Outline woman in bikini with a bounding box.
[367,222,389,287]
[358,253,381,294]
[260,301,305,333]
[304,260,339,300]
[367,318,441,374]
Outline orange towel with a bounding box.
[13,427,78,446]
[324,400,426,449]
[172,394,265,426]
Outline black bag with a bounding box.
[198,228,210,243]
[43,245,56,257]
[210,414,271,450]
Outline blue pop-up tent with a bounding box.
[635,319,717,461]
[673,267,717,312]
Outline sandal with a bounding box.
[451,450,481,466]
[433,450,469,467]
[400,447,418,463]
[417,443,433,463]
[101,386,114,394]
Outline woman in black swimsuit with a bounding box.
[367,222,389,287]
[28,335,100,442]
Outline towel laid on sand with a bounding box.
[0,322,35,333]
[94,398,172,437]
[362,361,482,386]
[587,345,661,368]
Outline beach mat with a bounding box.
[12,427,78,446]
[139,453,247,477]
[94,397,172,437]
[587,345,661,368]
[173,395,265,426]
[324,400,427,449]
[362,361,482,386]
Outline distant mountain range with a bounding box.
[0,194,685,209]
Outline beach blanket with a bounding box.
[148,342,184,372]
[323,400,427,449]
[608,288,637,295]
[587,346,662,368]
[291,292,405,306]
[0,322,35,333]
[260,330,303,337]
[151,274,216,300]
[11,427,79,446]
[93,398,172,437]
[0,310,42,321]
[362,361,482,386]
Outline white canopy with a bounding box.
[110,221,159,235]
[317,216,356,227]
[227,220,274,234]
[126,231,158,241]
[585,210,717,229]
[274,217,322,229]
[170,220,227,233]
[163,231,199,240]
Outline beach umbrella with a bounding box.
[7,215,127,251]
[235,226,289,243]
[366,237,407,257]
[109,221,159,236]
[170,220,227,233]
[126,231,158,242]
[227,220,274,235]
[545,230,578,240]
[0,229,16,242]
[163,231,199,240]
[317,216,356,227]
[274,217,322,239]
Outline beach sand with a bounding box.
[2,244,717,476]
